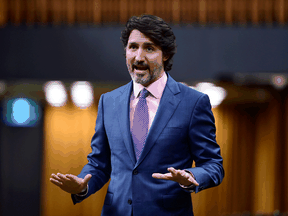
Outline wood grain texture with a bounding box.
[2,0,287,25]
[0,0,7,26]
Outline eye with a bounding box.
[129,45,137,50]
[146,46,154,52]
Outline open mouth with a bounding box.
[133,64,149,72]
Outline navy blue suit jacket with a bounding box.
[72,74,224,216]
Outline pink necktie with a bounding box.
[131,88,149,160]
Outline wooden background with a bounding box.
[1,0,287,26]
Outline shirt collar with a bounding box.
[132,72,168,99]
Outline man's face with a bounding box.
[126,29,168,87]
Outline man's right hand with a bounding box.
[50,173,92,194]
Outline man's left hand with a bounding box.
[152,167,199,186]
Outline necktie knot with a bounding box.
[139,88,149,99]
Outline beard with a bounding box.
[132,71,152,85]
[129,65,164,87]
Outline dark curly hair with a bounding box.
[121,14,177,72]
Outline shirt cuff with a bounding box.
[75,185,88,197]
[179,170,196,192]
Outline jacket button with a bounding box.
[128,199,132,205]
[133,170,138,175]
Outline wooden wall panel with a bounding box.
[11,0,22,24]
[237,0,247,24]
[193,0,200,23]
[276,0,285,23]
[181,0,189,23]
[145,0,154,16]
[0,0,7,26]
[86,0,93,23]
[1,0,288,26]
[251,0,259,24]
[199,0,207,23]
[171,0,179,23]
[246,0,253,23]
[104,0,114,23]
[161,0,170,22]
[67,0,75,24]
[252,101,280,213]
[27,0,36,24]
[207,0,217,23]
[113,0,120,23]
[101,0,107,22]
[120,0,128,23]
[217,0,225,23]
[192,96,288,216]
[37,0,48,24]
[264,0,273,23]
[154,0,164,20]
[75,0,85,23]
[41,102,109,216]
[225,0,233,24]
[284,97,288,213]
[51,0,62,24]
[93,0,102,24]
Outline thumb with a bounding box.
[83,174,92,184]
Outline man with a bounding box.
[50,14,224,216]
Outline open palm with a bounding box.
[152,167,199,186]
[50,173,92,194]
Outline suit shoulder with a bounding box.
[102,82,131,99]
[177,82,205,99]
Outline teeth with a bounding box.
[134,69,148,73]
[134,68,147,70]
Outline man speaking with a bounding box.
[50,14,224,216]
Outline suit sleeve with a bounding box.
[72,94,111,204]
[186,94,224,193]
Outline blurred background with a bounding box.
[0,0,288,215]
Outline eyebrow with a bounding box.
[128,42,156,46]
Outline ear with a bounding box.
[163,55,169,62]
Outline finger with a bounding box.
[57,173,70,181]
[188,176,199,186]
[181,170,190,179]
[181,171,199,186]
[167,167,177,176]
[84,174,92,184]
[51,173,62,182]
[152,173,172,180]
[66,174,78,181]
[152,173,165,179]
[50,178,63,187]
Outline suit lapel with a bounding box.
[117,81,137,165]
[135,74,181,167]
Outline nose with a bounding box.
[135,48,145,61]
